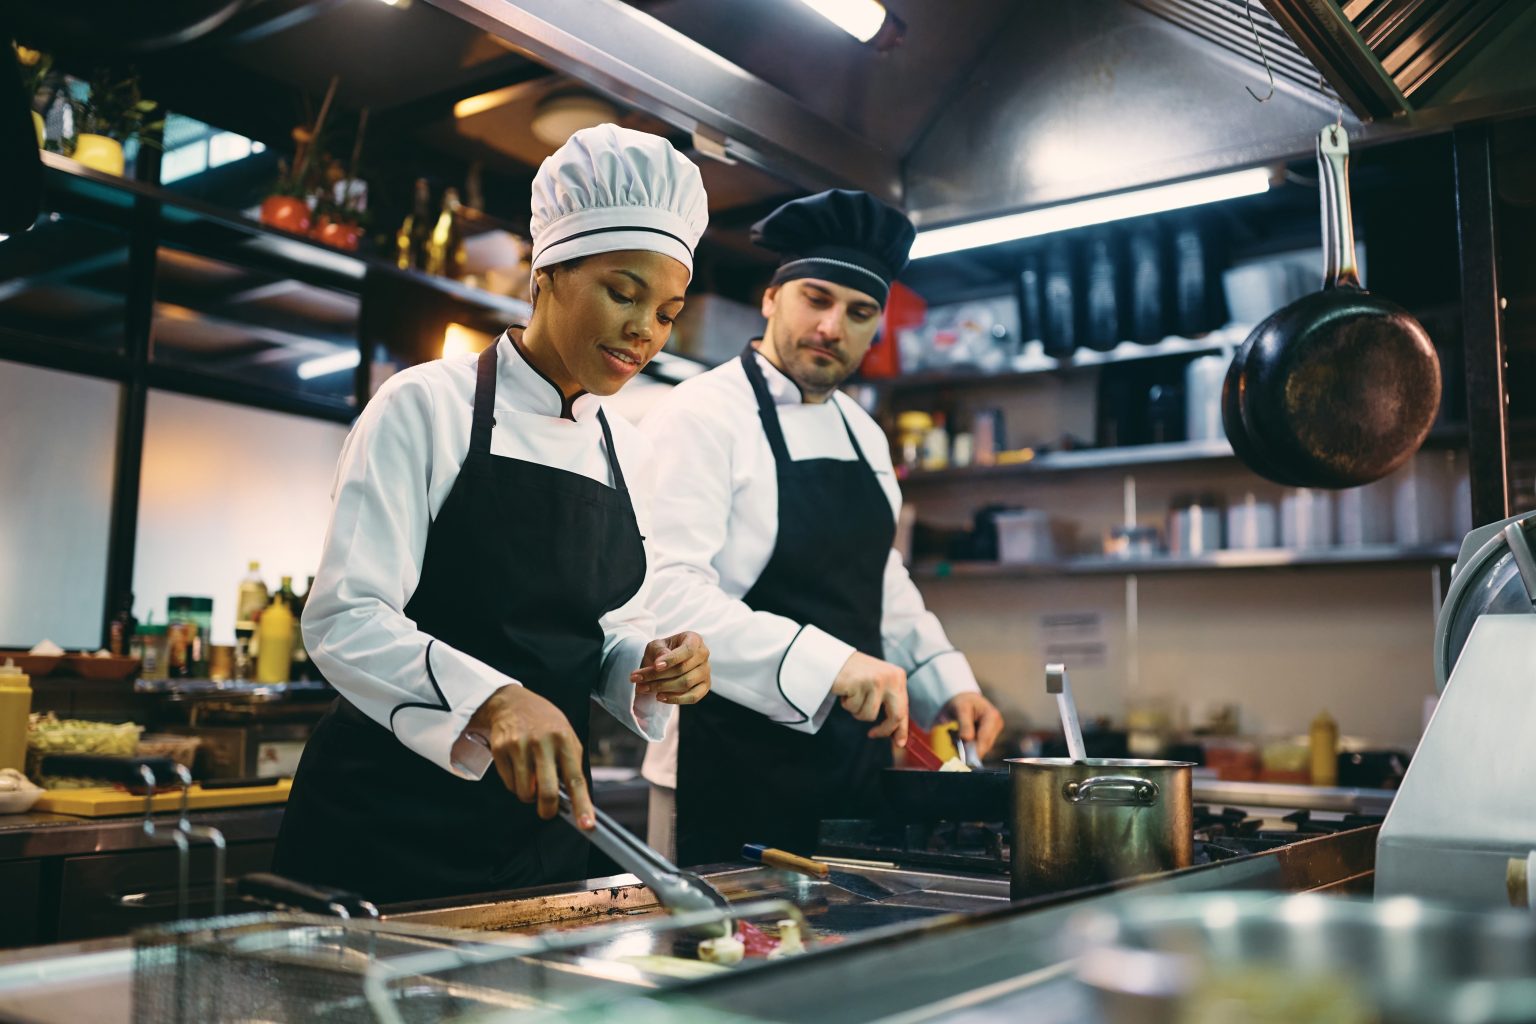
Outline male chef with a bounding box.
[641,189,1004,863]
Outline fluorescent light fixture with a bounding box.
[455,84,523,120]
[793,0,887,43]
[909,168,1273,260]
[297,349,361,380]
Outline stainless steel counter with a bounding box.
[0,825,1376,1024]
[0,806,286,862]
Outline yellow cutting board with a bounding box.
[34,779,291,817]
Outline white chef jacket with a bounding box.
[303,333,672,782]
[640,348,980,788]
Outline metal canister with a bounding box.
[1008,757,1194,899]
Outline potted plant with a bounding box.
[72,67,161,176]
[13,43,52,147]
[260,75,340,235]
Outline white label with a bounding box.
[1039,611,1107,669]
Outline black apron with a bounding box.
[274,340,646,904]
[676,344,896,865]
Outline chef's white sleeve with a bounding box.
[643,402,852,732]
[302,374,521,781]
[880,549,981,728]
[592,433,675,742]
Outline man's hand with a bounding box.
[938,692,1005,759]
[832,652,909,747]
[630,631,711,704]
[468,684,593,829]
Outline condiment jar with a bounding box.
[0,660,32,773]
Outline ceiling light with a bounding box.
[530,94,620,147]
[297,349,361,380]
[909,168,1274,260]
[455,84,525,120]
[793,0,889,43]
[442,322,495,360]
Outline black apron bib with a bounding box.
[676,345,896,865]
[274,341,646,904]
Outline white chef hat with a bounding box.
[529,124,708,286]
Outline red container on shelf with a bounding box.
[860,280,925,379]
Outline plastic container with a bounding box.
[994,510,1058,564]
[1224,492,1278,549]
[0,660,32,773]
[138,734,201,768]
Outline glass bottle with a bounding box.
[425,187,465,279]
[395,177,432,271]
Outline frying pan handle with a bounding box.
[1317,125,1361,291]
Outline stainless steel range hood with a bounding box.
[424,0,1536,226]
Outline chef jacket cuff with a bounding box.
[779,625,855,732]
[906,650,980,728]
[392,641,518,781]
[598,635,675,741]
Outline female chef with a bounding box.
[274,124,712,903]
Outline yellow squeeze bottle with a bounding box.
[255,594,295,684]
[1309,710,1339,787]
[0,659,33,772]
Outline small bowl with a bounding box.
[62,654,141,681]
[0,773,42,814]
[0,651,64,677]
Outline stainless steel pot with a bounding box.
[1008,757,1194,899]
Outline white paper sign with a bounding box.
[1039,611,1107,669]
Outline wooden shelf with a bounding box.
[910,544,1460,579]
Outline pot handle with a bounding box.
[1317,124,1361,291]
[1063,775,1160,805]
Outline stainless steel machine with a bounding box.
[1376,510,1536,908]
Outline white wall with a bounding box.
[0,361,119,649]
[134,391,348,643]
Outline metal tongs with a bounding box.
[559,789,733,938]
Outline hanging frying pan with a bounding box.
[1232,126,1441,489]
[1221,339,1303,486]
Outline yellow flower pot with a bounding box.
[32,111,44,148]
[74,133,124,176]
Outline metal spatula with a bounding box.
[741,843,904,901]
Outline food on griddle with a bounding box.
[736,920,778,958]
[939,756,971,772]
[697,935,745,965]
[767,918,804,959]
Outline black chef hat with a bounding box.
[751,189,916,307]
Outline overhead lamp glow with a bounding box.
[793,0,888,43]
[442,322,495,360]
[909,168,1274,260]
[297,349,361,380]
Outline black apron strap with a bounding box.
[739,344,791,463]
[831,400,871,467]
[469,340,498,456]
[596,409,626,491]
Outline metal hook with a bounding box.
[1244,0,1275,103]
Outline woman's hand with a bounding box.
[630,631,711,704]
[468,684,593,828]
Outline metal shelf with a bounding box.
[900,439,1237,483]
[910,544,1461,579]
[859,329,1250,393]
